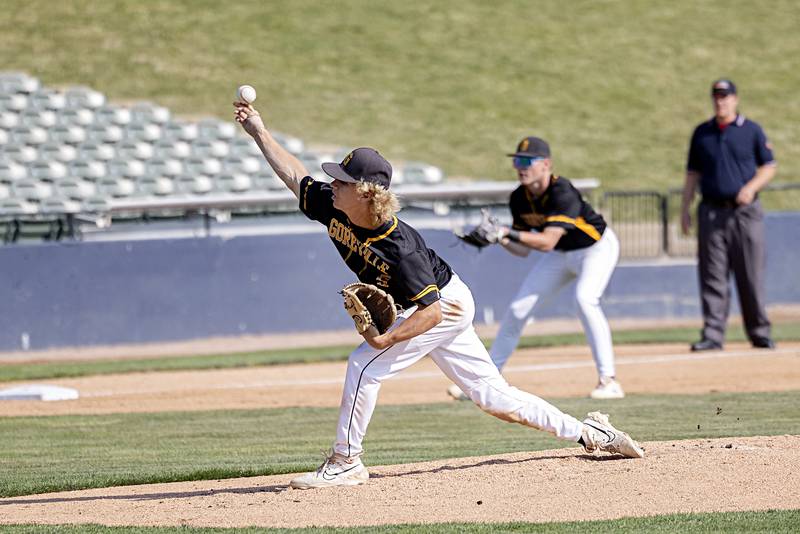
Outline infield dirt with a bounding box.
[1,341,798,528]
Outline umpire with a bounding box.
[680,79,777,351]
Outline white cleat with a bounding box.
[582,411,644,458]
[289,451,369,489]
[590,376,625,399]
[446,383,469,401]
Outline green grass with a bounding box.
[2,510,800,532]
[1,1,798,190]
[2,323,798,382]
[1,390,798,498]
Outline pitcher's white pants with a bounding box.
[334,274,584,458]
[489,228,620,377]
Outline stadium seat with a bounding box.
[116,139,155,160]
[147,157,183,177]
[223,155,261,174]
[298,152,326,181]
[0,110,19,129]
[192,139,230,158]
[98,176,136,197]
[39,142,78,163]
[40,197,82,214]
[228,137,262,158]
[30,160,69,180]
[216,172,252,193]
[401,162,444,184]
[0,93,29,112]
[0,198,39,215]
[57,179,98,200]
[79,142,116,161]
[58,108,95,126]
[107,159,146,178]
[0,159,28,181]
[184,156,222,176]
[12,179,54,201]
[0,72,40,94]
[163,120,199,141]
[50,124,88,144]
[272,131,305,155]
[0,183,9,200]
[86,123,124,144]
[29,89,67,110]
[22,108,58,128]
[198,118,237,140]
[175,174,213,195]
[69,159,107,180]
[94,105,132,126]
[64,86,106,109]
[130,102,171,124]
[3,143,38,164]
[11,125,48,145]
[253,169,284,191]
[0,129,7,145]
[153,138,192,159]
[136,175,175,196]
[125,121,162,142]
[81,196,112,213]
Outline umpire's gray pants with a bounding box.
[697,199,771,344]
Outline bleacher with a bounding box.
[0,72,447,225]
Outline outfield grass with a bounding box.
[1,1,798,189]
[2,323,798,382]
[3,510,800,533]
[1,390,798,498]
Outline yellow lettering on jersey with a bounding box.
[328,217,391,273]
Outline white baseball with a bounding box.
[237,85,257,103]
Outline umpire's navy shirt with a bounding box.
[687,114,775,201]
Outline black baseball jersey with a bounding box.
[299,177,453,309]
[509,175,606,251]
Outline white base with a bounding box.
[0,384,79,401]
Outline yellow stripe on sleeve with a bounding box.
[410,284,439,302]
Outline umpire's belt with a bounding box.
[702,197,739,209]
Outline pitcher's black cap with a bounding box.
[322,147,392,188]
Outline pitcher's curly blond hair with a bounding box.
[356,181,400,226]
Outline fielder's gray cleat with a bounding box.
[590,376,625,400]
[581,411,644,458]
[290,450,369,489]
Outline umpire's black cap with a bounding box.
[711,79,737,96]
[322,147,392,188]
[507,136,551,158]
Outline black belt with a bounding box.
[702,198,738,209]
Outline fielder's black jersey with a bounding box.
[509,175,606,251]
[299,177,453,309]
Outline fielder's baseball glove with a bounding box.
[340,283,398,336]
[455,209,501,249]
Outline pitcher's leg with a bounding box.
[334,327,442,458]
[434,326,584,441]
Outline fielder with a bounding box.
[455,137,623,400]
[234,102,644,489]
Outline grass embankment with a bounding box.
[1,1,798,189]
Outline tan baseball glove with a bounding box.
[340,283,398,336]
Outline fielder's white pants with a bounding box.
[334,274,584,458]
[489,228,620,377]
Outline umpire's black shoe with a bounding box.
[690,338,722,352]
[751,337,776,349]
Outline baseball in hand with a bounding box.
[237,85,257,103]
